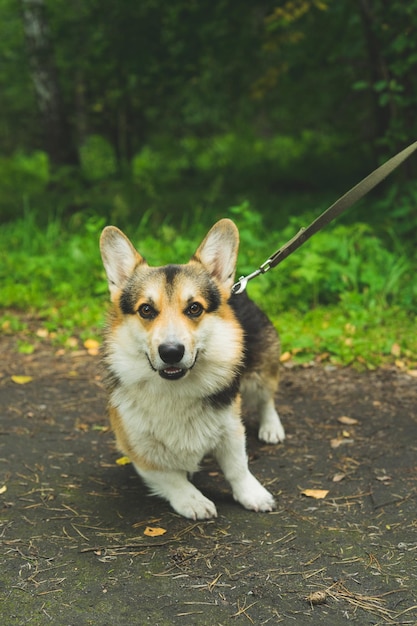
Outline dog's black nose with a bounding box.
[158,343,185,364]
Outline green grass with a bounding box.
[275,307,417,369]
[1,202,416,369]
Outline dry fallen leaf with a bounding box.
[306,590,327,605]
[376,475,391,483]
[330,437,354,449]
[144,526,167,537]
[332,472,346,483]
[36,328,49,338]
[115,456,131,465]
[11,375,33,385]
[301,489,329,499]
[0,485,7,494]
[84,339,100,355]
[337,416,359,426]
[75,420,89,432]
[84,338,100,350]
[391,342,401,357]
[279,351,292,363]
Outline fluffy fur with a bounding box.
[100,219,285,519]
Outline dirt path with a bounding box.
[1,333,417,625]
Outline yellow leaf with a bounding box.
[0,485,7,494]
[279,351,292,363]
[337,416,359,425]
[11,375,33,385]
[330,437,354,449]
[144,526,167,537]
[75,420,89,432]
[65,337,78,348]
[115,456,131,465]
[84,338,100,350]
[301,489,329,499]
[391,342,401,357]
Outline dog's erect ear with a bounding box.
[193,219,239,289]
[100,226,144,299]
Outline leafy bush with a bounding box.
[80,135,117,181]
[129,130,355,227]
[0,151,50,221]
[265,220,414,311]
[1,199,416,366]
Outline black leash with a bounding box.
[232,140,417,295]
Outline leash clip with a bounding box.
[231,258,273,295]
[259,258,273,273]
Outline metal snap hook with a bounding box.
[231,268,263,294]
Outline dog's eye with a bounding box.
[186,302,203,318]
[138,304,157,319]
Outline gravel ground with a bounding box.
[1,333,417,625]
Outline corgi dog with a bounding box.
[99,219,285,520]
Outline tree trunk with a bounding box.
[357,0,391,154]
[21,0,78,166]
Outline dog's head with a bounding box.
[100,219,242,384]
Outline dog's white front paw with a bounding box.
[233,474,276,512]
[258,414,286,444]
[171,489,218,520]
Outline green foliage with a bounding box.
[0,151,50,220]
[1,201,417,368]
[352,0,417,152]
[268,220,414,311]
[0,212,106,339]
[128,130,354,228]
[80,135,117,181]
[1,0,416,228]
[276,306,417,369]
[0,0,416,369]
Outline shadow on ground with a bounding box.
[1,333,417,625]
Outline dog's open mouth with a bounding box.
[147,352,198,380]
[159,367,187,380]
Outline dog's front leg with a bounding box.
[214,422,276,512]
[135,466,218,520]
